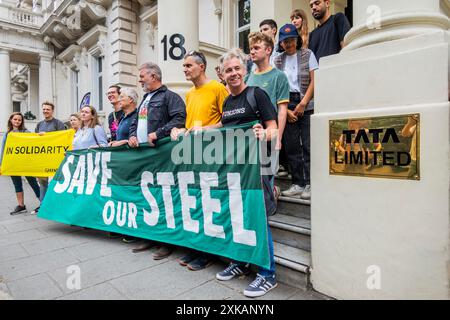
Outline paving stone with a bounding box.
[21,232,93,256]
[58,283,128,300]
[0,229,47,248]
[0,217,27,226]
[109,260,225,299]
[176,279,249,300]
[288,289,333,300]
[216,270,300,300]
[63,238,131,262]
[47,248,166,294]
[4,219,55,233]
[0,249,80,282]
[36,223,86,237]
[7,273,64,300]
[0,244,29,262]
[0,283,13,300]
[0,225,8,236]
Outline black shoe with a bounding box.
[132,240,156,253]
[10,205,27,215]
[178,251,199,266]
[109,232,122,239]
[122,236,139,243]
[187,254,214,271]
[30,206,39,215]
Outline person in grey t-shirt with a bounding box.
[33,101,66,213]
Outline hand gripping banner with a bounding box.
[38,124,270,269]
[0,130,75,177]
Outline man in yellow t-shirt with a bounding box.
[171,50,229,271]
[172,50,228,135]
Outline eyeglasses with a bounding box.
[185,50,207,65]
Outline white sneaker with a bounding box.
[301,185,311,200]
[281,184,304,197]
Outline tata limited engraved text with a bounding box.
[329,114,420,180]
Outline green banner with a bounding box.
[38,123,270,269]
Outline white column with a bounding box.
[0,49,12,133]
[310,1,450,299]
[157,0,199,98]
[29,64,40,119]
[38,54,54,120]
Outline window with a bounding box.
[96,56,103,111]
[71,69,79,112]
[13,101,21,113]
[236,0,251,54]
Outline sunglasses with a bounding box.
[185,50,207,65]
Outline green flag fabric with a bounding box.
[38,123,270,269]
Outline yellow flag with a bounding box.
[0,130,75,177]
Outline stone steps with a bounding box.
[271,176,312,289]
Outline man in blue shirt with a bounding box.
[109,88,138,147]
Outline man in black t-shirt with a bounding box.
[213,48,279,299]
[308,0,351,62]
[221,86,276,126]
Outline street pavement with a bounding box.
[0,175,325,300]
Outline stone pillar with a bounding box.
[29,64,40,120]
[157,0,199,97]
[110,0,139,88]
[38,54,54,120]
[0,49,12,133]
[310,0,450,299]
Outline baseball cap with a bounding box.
[278,23,299,43]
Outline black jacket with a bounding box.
[129,85,186,140]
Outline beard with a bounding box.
[313,9,326,21]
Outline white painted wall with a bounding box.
[310,0,450,299]
[199,0,220,46]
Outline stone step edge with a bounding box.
[268,219,311,236]
[278,196,311,206]
[273,242,311,274]
[274,256,310,274]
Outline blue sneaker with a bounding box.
[244,274,278,298]
[216,263,250,281]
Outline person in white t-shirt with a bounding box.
[274,24,318,200]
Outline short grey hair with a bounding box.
[218,48,247,72]
[120,87,139,104]
[139,62,162,81]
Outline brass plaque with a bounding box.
[329,114,420,180]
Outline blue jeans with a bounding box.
[230,174,276,278]
[231,222,276,278]
[38,177,48,202]
[11,176,40,199]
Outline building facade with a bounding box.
[0,0,350,132]
[1,0,449,300]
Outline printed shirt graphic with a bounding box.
[108,110,124,141]
[136,92,155,143]
[222,87,276,126]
